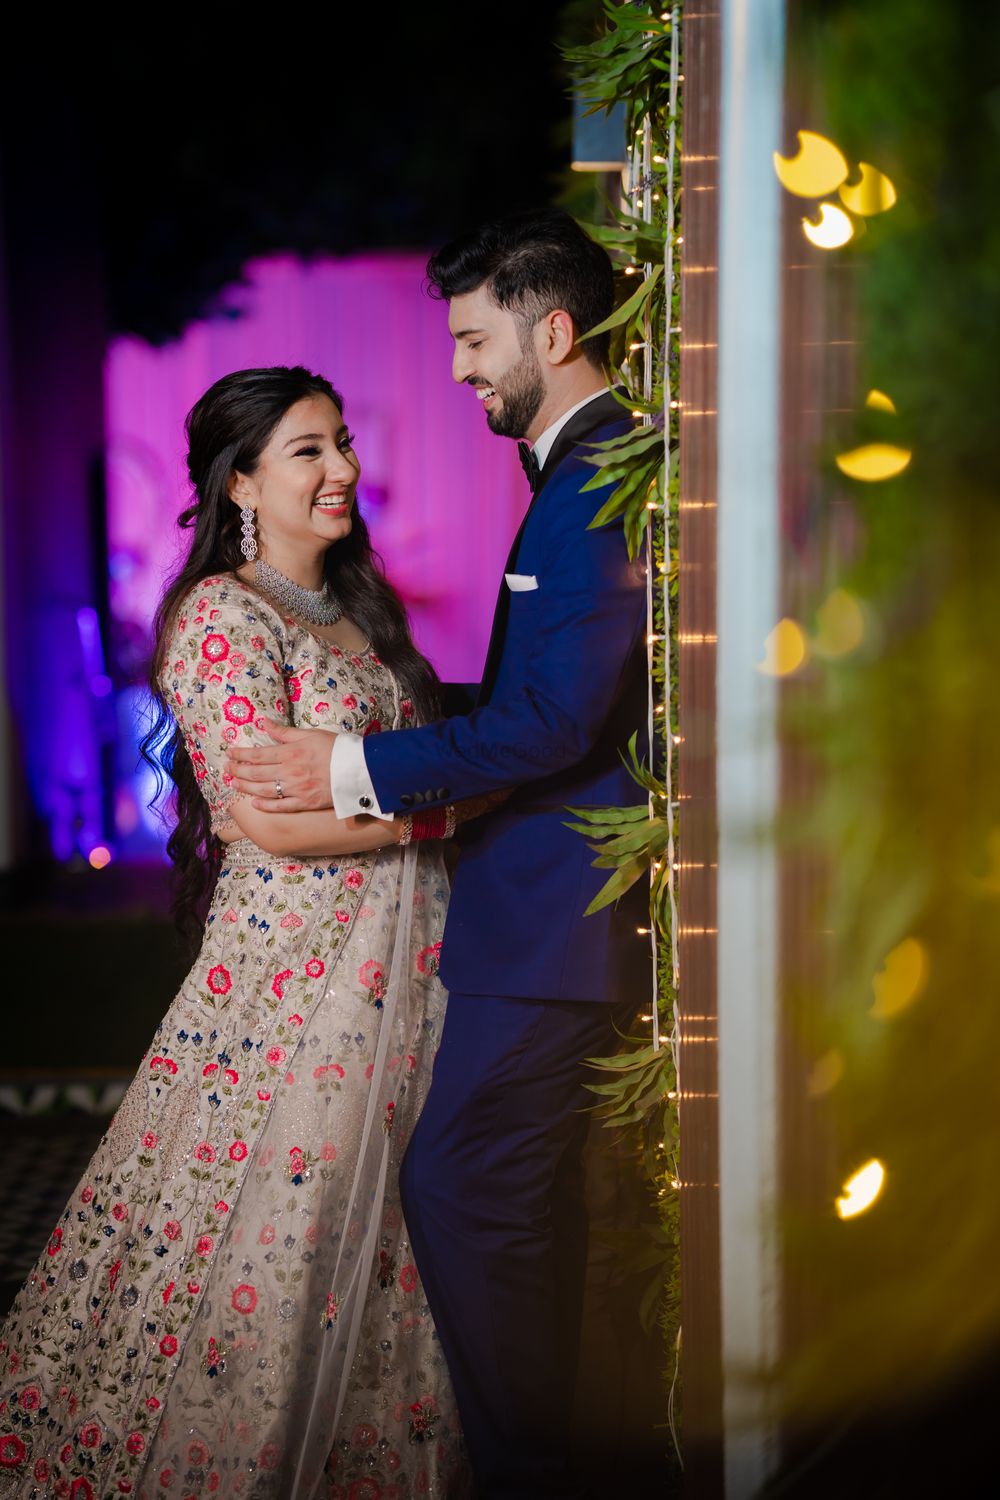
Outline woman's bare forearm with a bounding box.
[224,798,402,858]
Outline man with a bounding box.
[228,208,650,1497]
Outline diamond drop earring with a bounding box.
[240,505,258,562]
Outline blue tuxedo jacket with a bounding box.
[364,391,650,1004]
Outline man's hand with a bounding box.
[225,720,338,812]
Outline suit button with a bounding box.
[400,794,413,807]
[412,791,424,804]
[424,789,435,801]
[359,795,372,809]
[436,787,450,800]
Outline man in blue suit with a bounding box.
[229,210,650,1496]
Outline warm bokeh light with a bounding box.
[88,845,112,870]
[773,130,848,197]
[871,937,929,1020]
[756,618,808,676]
[808,1049,844,1098]
[802,203,855,249]
[839,162,897,216]
[814,588,865,658]
[835,1158,886,1220]
[835,442,912,481]
[865,388,897,413]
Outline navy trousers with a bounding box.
[399,992,623,1500]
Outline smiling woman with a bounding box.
[0,365,472,1498]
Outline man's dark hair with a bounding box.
[426,208,614,371]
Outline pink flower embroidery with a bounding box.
[20,1386,40,1411]
[81,1185,93,1203]
[206,964,232,996]
[321,1141,337,1160]
[203,1063,218,1076]
[344,869,364,889]
[259,1225,275,1245]
[34,1458,51,1481]
[79,1421,102,1448]
[314,701,330,715]
[351,1423,378,1450]
[259,1442,280,1471]
[400,698,414,718]
[126,1432,145,1455]
[363,720,382,736]
[288,1013,303,1027]
[224,1068,239,1083]
[223,696,255,726]
[266,1046,286,1067]
[341,694,358,709]
[229,1141,248,1161]
[399,1264,419,1293]
[187,1280,200,1294]
[416,942,442,976]
[164,1220,181,1240]
[257,1089,271,1101]
[187,1440,210,1466]
[286,676,302,702]
[196,1235,213,1257]
[304,957,325,978]
[109,1259,123,1292]
[221,908,239,924]
[142,1131,158,1149]
[272,969,293,1001]
[159,1335,178,1356]
[335,909,350,923]
[47,1227,63,1257]
[231,1283,258,1316]
[112,1202,129,1221]
[194,1141,216,1164]
[201,634,230,663]
[280,913,303,930]
[251,635,265,651]
[162,1281,174,1305]
[215,1201,229,1214]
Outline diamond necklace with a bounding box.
[254,558,344,625]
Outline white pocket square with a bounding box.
[505,572,539,591]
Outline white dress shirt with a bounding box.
[328,385,611,816]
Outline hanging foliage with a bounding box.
[561,0,683,1460]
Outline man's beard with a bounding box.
[484,342,545,438]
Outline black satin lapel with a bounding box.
[536,389,628,491]
[476,390,633,707]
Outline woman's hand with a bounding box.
[226,720,338,812]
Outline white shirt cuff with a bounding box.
[329,732,393,821]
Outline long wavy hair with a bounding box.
[142,365,441,952]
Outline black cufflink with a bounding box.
[400,794,413,808]
[359,795,372,809]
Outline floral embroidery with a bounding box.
[206,964,232,996]
[0,575,460,1497]
[201,633,230,663]
[223,696,255,726]
[416,942,442,977]
[231,1284,258,1316]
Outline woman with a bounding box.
[0,367,475,1499]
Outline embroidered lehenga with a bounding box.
[0,576,467,1499]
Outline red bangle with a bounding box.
[411,809,447,841]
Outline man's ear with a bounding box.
[538,309,576,367]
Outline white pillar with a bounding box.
[716,0,785,1494]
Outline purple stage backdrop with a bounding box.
[104,252,527,856]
